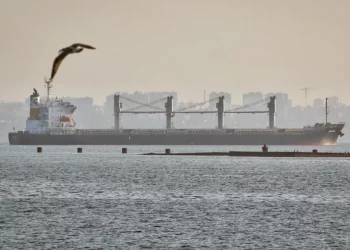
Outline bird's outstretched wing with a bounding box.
[50,51,69,80]
[72,43,96,49]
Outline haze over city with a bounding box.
[1,0,350,105]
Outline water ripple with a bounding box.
[0,145,350,249]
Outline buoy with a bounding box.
[37,147,42,153]
[122,148,127,154]
[165,148,171,155]
[77,147,82,153]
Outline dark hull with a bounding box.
[8,131,340,145]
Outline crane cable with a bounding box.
[174,96,220,112]
[120,96,166,111]
[226,97,270,112]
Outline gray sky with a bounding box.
[0,0,349,105]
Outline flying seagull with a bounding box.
[45,43,96,83]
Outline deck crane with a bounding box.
[114,94,276,129]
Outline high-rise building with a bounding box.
[242,92,263,105]
[313,98,324,108]
[208,92,232,109]
[327,96,341,108]
[66,97,94,129]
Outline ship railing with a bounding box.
[128,129,221,135]
[326,123,345,129]
[68,128,320,136]
[75,129,124,135]
[130,129,167,135]
[285,131,305,135]
[44,128,75,135]
[185,129,227,135]
[232,129,310,135]
[234,130,278,135]
[285,129,307,132]
[27,130,76,135]
[73,129,235,135]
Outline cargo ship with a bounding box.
[8,88,345,145]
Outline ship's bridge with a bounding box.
[24,89,77,134]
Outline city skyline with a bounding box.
[0,88,345,109]
[1,89,345,110]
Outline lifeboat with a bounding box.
[59,116,71,122]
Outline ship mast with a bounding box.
[325,97,329,124]
[44,78,53,104]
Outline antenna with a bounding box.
[300,86,317,106]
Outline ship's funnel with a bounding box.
[29,89,40,120]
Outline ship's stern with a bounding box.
[8,132,21,145]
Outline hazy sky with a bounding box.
[1,0,349,106]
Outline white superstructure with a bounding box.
[25,88,76,134]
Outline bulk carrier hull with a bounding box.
[8,127,344,145]
[9,89,345,146]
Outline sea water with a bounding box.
[1,144,349,249]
